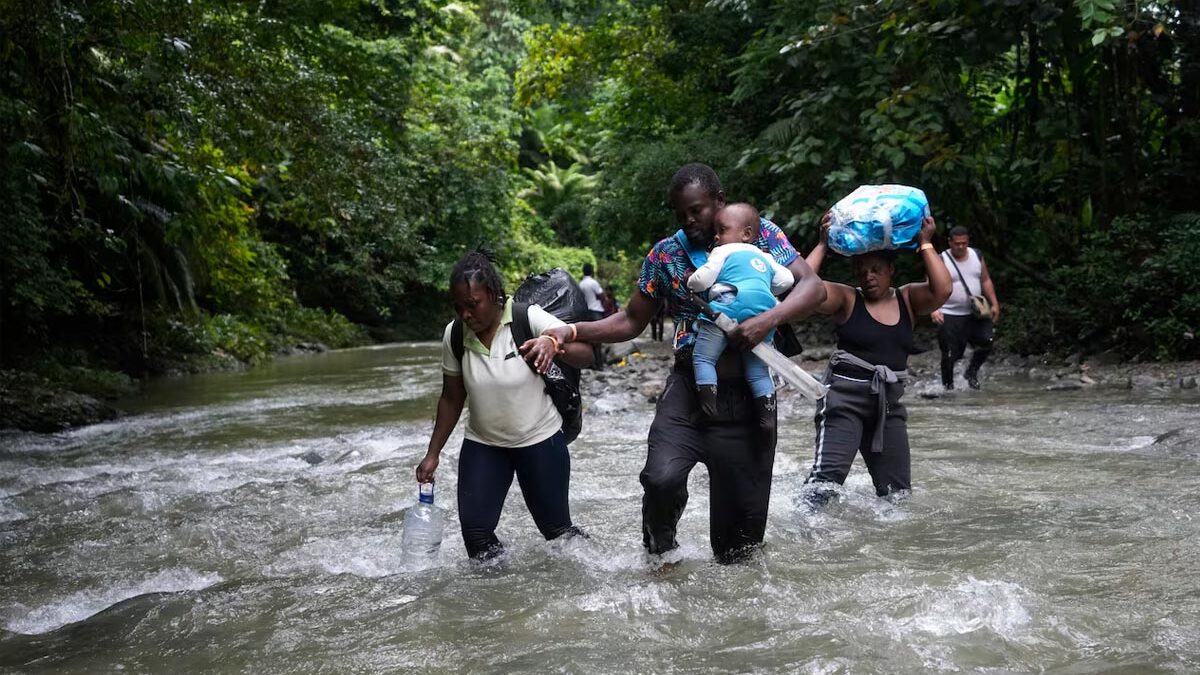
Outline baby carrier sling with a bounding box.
[673,229,804,357]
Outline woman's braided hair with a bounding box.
[449,248,506,304]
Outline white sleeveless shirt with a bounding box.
[940,248,983,316]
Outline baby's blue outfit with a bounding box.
[691,246,784,399]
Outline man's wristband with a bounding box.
[918,243,935,253]
[569,323,578,342]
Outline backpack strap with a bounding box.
[450,317,465,363]
[509,302,534,363]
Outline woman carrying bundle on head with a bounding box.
[415,250,594,560]
[800,213,952,507]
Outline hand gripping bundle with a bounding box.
[828,185,929,256]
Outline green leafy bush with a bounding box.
[1005,213,1200,359]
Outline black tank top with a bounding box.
[834,288,914,373]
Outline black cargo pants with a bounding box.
[640,358,776,563]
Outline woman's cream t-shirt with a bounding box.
[441,299,566,448]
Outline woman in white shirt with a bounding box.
[415,251,594,560]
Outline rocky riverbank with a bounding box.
[0,340,334,433]
[583,319,1200,410]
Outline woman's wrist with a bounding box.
[918,242,935,253]
[543,324,574,343]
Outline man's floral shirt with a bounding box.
[637,218,799,352]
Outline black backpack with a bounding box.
[450,301,584,444]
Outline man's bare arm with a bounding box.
[980,258,1001,322]
[542,291,659,346]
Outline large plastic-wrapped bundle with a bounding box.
[513,267,587,443]
[514,268,589,324]
[828,185,929,256]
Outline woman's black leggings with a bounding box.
[457,430,580,559]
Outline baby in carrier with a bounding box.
[686,203,795,430]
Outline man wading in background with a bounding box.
[932,225,1001,390]
[540,163,825,566]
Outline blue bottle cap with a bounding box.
[418,482,435,504]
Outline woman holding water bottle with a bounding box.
[414,251,594,560]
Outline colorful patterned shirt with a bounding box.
[637,218,799,352]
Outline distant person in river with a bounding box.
[649,302,666,341]
[932,225,1000,390]
[578,263,606,369]
[801,213,951,507]
[415,251,594,560]
[539,163,826,565]
[600,287,620,317]
[687,203,794,433]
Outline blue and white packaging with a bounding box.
[828,185,929,256]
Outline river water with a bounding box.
[2,342,1199,672]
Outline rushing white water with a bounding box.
[1,341,1199,672]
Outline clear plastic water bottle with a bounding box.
[402,482,444,568]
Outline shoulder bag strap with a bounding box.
[944,250,972,295]
[451,318,465,362]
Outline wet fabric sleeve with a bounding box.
[440,321,460,376]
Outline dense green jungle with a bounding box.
[2,0,1199,428]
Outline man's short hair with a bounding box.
[582,262,594,276]
[949,225,970,238]
[666,163,722,205]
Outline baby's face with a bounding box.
[713,214,752,246]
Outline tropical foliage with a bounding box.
[2,0,1198,378]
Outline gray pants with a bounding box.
[804,374,910,502]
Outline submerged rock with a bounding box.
[1154,428,1185,445]
[588,393,631,414]
[296,450,325,465]
[605,340,641,363]
[279,342,330,356]
[1130,374,1167,389]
